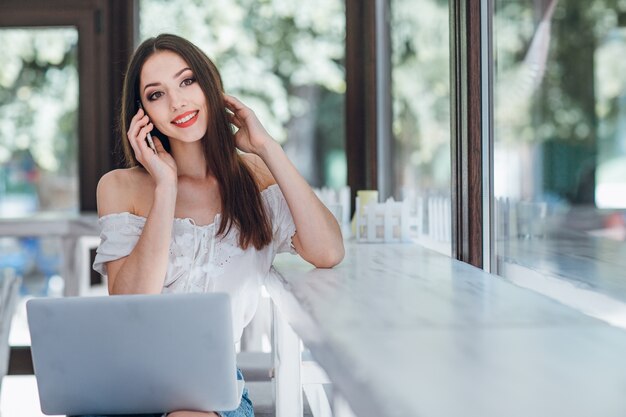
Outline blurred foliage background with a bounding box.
[3,0,626,212]
[494,0,626,207]
[140,0,347,188]
[0,28,78,214]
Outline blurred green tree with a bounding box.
[140,0,346,186]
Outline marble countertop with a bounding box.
[269,241,626,417]
[0,212,99,237]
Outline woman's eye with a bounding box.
[148,91,163,101]
[182,77,196,86]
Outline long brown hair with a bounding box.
[120,34,272,250]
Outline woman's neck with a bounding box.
[169,140,210,179]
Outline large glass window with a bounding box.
[0,28,79,216]
[391,0,451,253]
[139,0,346,188]
[0,27,79,347]
[493,1,626,285]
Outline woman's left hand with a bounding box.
[223,94,274,157]
[224,97,344,268]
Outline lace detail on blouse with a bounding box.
[92,184,297,342]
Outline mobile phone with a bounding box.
[137,101,157,154]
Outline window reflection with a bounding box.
[494,1,626,271]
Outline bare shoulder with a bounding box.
[241,153,276,191]
[96,167,153,217]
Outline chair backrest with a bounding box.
[0,270,22,394]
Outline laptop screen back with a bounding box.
[27,293,239,415]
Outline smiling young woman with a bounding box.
[80,33,345,417]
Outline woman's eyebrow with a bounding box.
[143,67,192,91]
[174,67,192,78]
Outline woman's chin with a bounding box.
[166,130,207,144]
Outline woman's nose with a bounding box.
[170,90,187,111]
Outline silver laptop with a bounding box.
[27,292,242,416]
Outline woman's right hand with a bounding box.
[127,107,178,187]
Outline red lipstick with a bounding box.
[171,111,199,128]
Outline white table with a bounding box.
[268,241,626,417]
[0,213,100,296]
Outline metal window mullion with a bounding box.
[375,0,393,200]
[481,0,494,273]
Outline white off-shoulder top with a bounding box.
[93,184,297,342]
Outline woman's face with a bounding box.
[139,50,209,143]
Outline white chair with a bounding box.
[272,301,332,417]
[73,235,105,297]
[0,269,21,409]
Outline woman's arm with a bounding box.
[98,171,176,294]
[224,94,344,268]
[100,109,179,294]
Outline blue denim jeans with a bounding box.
[71,369,253,417]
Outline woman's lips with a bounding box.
[171,111,199,128]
